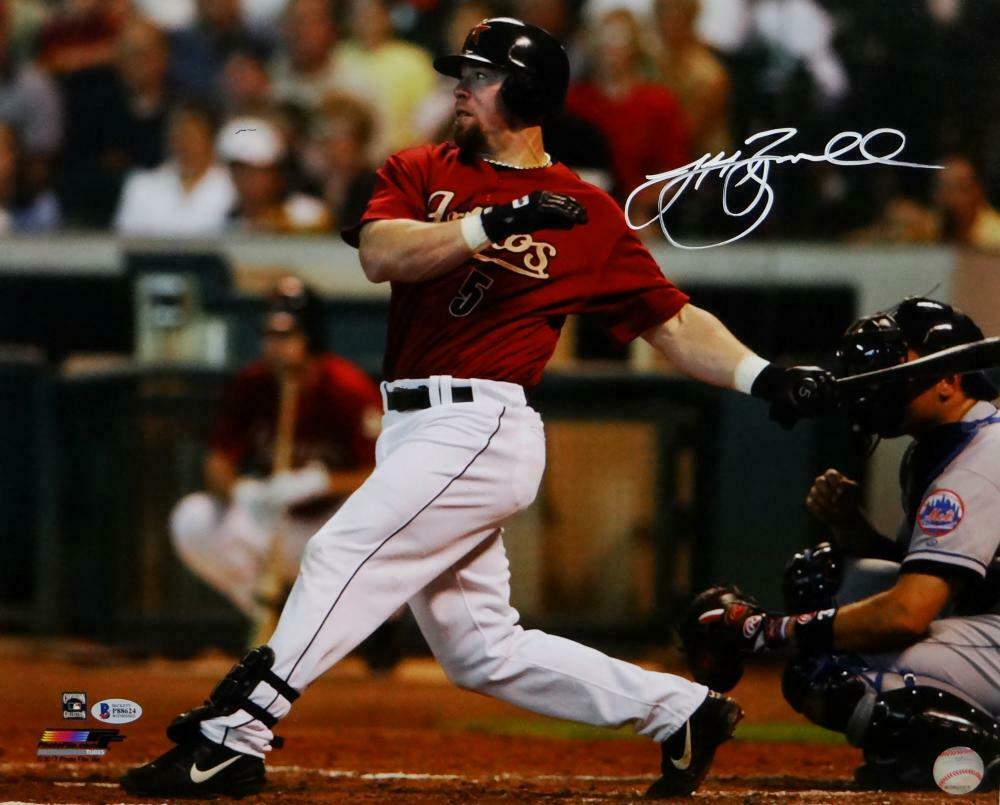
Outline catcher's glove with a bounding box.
[679,585,765,692]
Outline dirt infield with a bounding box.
[2,639,995,803]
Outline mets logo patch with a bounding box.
[917,489,965,537]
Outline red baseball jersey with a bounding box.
[210,355,382,475]
[343,142,689,387]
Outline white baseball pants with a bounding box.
[199,377,708,756]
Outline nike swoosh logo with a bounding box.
[190,756,241,783]
[670,721,692,770]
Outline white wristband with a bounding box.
[733,354,770,395]
[460,214,491,252]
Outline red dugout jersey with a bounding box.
[343,142,689,387]
[209,355,382,475]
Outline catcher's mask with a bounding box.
[834,297,997,439]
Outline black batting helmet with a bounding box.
[262,276,326,352]
[433,17,569,124]
[834,296,998,437]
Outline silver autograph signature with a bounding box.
[625,127,941,250]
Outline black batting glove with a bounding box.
[481,191,587,243]
[751,365,838,429]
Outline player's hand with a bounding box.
[752,365,838,428]
[268,463,331,508]
[232,477,280,524]
[481,191,587,243]
[805,469,861,527]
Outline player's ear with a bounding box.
[937,373,960,399]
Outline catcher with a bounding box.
[681,297,1000,790]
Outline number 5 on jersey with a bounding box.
[449,268,494,317]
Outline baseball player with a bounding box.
[681,297,1000,790]
[122,18,835,799]
[169,277,383,643]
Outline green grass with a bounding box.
[733,722,847,745]
[442,718,847,745]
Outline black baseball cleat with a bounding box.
[645,691,744,798]
[120,734,264,798]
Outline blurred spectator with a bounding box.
[845,156,1000,250]
[692,0,750,53]
[934,154,1000,248]
[0,0,63,200]
[0,121,61,234]
[564,8,689,216]
[333,0,436,156]
[412,0,498,145]
[844,195,940,246]
[302,93,376,231]
[653,0,730,158]
[169,0,265,102]
[221,41,274,117]
[723,0,846,150]
[110,18,173,169]
[269,0,370,115]
[114,100,236,236]
[135,0,196,32]
[751,0,847,109]
[242,0,292,41]
[38,0,126,227]
[6,1,53,64]
[389,0,450,54]
[217,115,330,233]
[36,0,123,77]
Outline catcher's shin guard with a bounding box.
[855,685,1000,790]
[167,645,300,749]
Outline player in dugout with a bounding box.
[169,276,400,671]
[681,297,1000,791]
[122,17,838,799]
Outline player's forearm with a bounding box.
[642,304,757,389]
[826,593,928,652]
[788,575,947,653]
[359,218,488,283]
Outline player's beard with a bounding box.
[453,116,487,162]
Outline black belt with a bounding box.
[385,383,474,412]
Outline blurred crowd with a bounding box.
[2,0,1000,246]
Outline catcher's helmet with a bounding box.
[433,17,569,124]
[834,296,997,437]
[263,276,326,352]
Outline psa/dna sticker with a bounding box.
[917,489,965,537]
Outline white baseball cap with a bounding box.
[216,117,286,166]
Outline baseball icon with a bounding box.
[933,746,983,794]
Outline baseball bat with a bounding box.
[248,372,300,648]
[834,337,1000,395]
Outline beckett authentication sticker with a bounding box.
[92,698,143,724]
